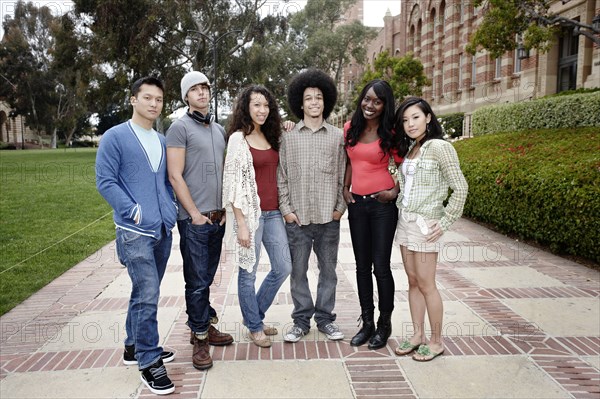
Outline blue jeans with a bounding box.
[238,211,292,332]
[285,220,340,331]
[177,219,225,334]
[348,195,398,313]
[116,227,172,370]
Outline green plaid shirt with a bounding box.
[398,139,468,231]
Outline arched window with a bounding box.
[430,8,436,40]
[439,1,446,35]
[417,19,422,56]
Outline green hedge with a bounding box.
[454,127,600,263]
[438,112,464,138]
[472,92,600,136]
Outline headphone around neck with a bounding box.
[188,110,214,124]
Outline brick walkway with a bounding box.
[1,217,599,398]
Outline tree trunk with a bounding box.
[51,127,57,149]
[64,126,77,148]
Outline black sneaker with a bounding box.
[140,359,175,395]
[123,345,175,366]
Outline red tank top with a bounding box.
[249,146,279,211]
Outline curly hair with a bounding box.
[287,68,337,120]
[227,85,283,151]
[394,96,443,157]
[345,79,396,157]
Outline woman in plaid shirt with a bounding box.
[393,97,468,362]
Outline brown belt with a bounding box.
[201,210,225,223]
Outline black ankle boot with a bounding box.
[350,311,375,346]
[368,311,392,350]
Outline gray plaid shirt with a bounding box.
[277,120,347,225]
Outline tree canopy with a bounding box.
[1,0,380,139]
[467,0,600,58]
[354,50,430,107]
[0,2,89,147]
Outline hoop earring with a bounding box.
[426,123,430,133]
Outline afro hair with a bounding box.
[287,68,338,120]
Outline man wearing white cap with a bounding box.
[166,71,233,371]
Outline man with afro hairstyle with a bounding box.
[277,68,347,343]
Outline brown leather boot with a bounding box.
[208,325,233,346]
[190,325,234,346]
[192,337,213,370]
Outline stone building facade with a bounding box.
[0,101,36,148]
[348,0,599,129]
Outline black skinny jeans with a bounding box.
[348,193,398,314]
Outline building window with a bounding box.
[458,53,463,87]
[495,57,502,79]
[557,26,579,92]
[513,50,521,74]
[440,62,445,96]
[471,56,477,87]
[440,2,446,34]
[431,8,436,40]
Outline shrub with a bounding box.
[471,92,600,136]
[0,142,17,150]
[544,87,600,97]
[438,112,464,138]
[454,127,600,263]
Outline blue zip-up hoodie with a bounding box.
[96,121,177,238]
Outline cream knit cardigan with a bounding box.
[223,131,261,272]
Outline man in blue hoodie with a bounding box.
[96,76,177,396]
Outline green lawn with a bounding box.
[0,148,115,315]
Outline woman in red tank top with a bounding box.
[343,79,401,350]
[223,85,292,348]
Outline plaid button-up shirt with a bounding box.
[399,139,468,231]
[277,120,347,225]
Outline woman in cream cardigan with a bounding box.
[223,85,292,348]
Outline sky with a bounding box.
[362,0,400,27]
[0,0,401,39]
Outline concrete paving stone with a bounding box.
[2,216,597,399]
[96,269,185,299]
[201,360,353,398]
[167,249,183,266]
[392,300,499,339]
[94,271,129,299]
[457,266,566,288]
[503,298,600,336]
[39,308,180,351]
[0,367,140,398]
[337,245,357,263]
[390,245,403,263]
[582,355,600,370]
[398,355,570,398]
[436,242,509,263]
